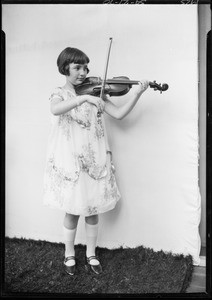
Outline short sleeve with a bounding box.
[49,87,64,102]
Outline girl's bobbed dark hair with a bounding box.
[57,47,90,75]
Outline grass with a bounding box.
[3,237,193,295]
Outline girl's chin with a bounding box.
[75,80,85,86]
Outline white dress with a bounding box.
[43,87,121,216]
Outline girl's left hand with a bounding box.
[98,98,105,113]
[135,80,149,96]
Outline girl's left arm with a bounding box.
[104,80,149,120]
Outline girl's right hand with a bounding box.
[86,95,105,113]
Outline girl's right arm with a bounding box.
[50,95,104,116]
[50,95,87,115]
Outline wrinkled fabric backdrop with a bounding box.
[3,4,201,265]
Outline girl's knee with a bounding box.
[85,214,99,225]
[64,213,79,229]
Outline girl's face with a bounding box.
[67,63,88,86]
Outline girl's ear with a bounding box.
[86,67,90,74]
[64,64,70,76]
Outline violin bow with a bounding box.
[97,37,113,118]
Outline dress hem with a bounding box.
[43,197,120,216]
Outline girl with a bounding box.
[43,47,149,276]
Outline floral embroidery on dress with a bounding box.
[71,102,92,129]
[73,117,91,129]
[103,163,118,200]
[46,156,79,190]
[49,90,63,102]
[58,114,74,140]
[87,206,98,215]
[108,163,116,188]
[94,117,104,140]
[104,185,119,203]
[78,143,107,180]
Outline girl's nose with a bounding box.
[80,68,86,75]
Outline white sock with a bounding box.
[85,222,99,266]
[63,226,77,266]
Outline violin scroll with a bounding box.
[149,81,169,94]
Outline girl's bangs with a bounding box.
[73,53,89,65]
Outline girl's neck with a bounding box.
[63,80,75,93]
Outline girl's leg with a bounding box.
[85,214,100,266]
[63,213,79,266]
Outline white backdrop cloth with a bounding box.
[4,4,201,265]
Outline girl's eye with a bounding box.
[74,65,88,72]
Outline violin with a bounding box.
[75,76,169,97]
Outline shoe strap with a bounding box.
[87,256,99,263]
[64,256,75,263]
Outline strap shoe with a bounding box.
[85,255,102,275]
[64,256,76,276]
